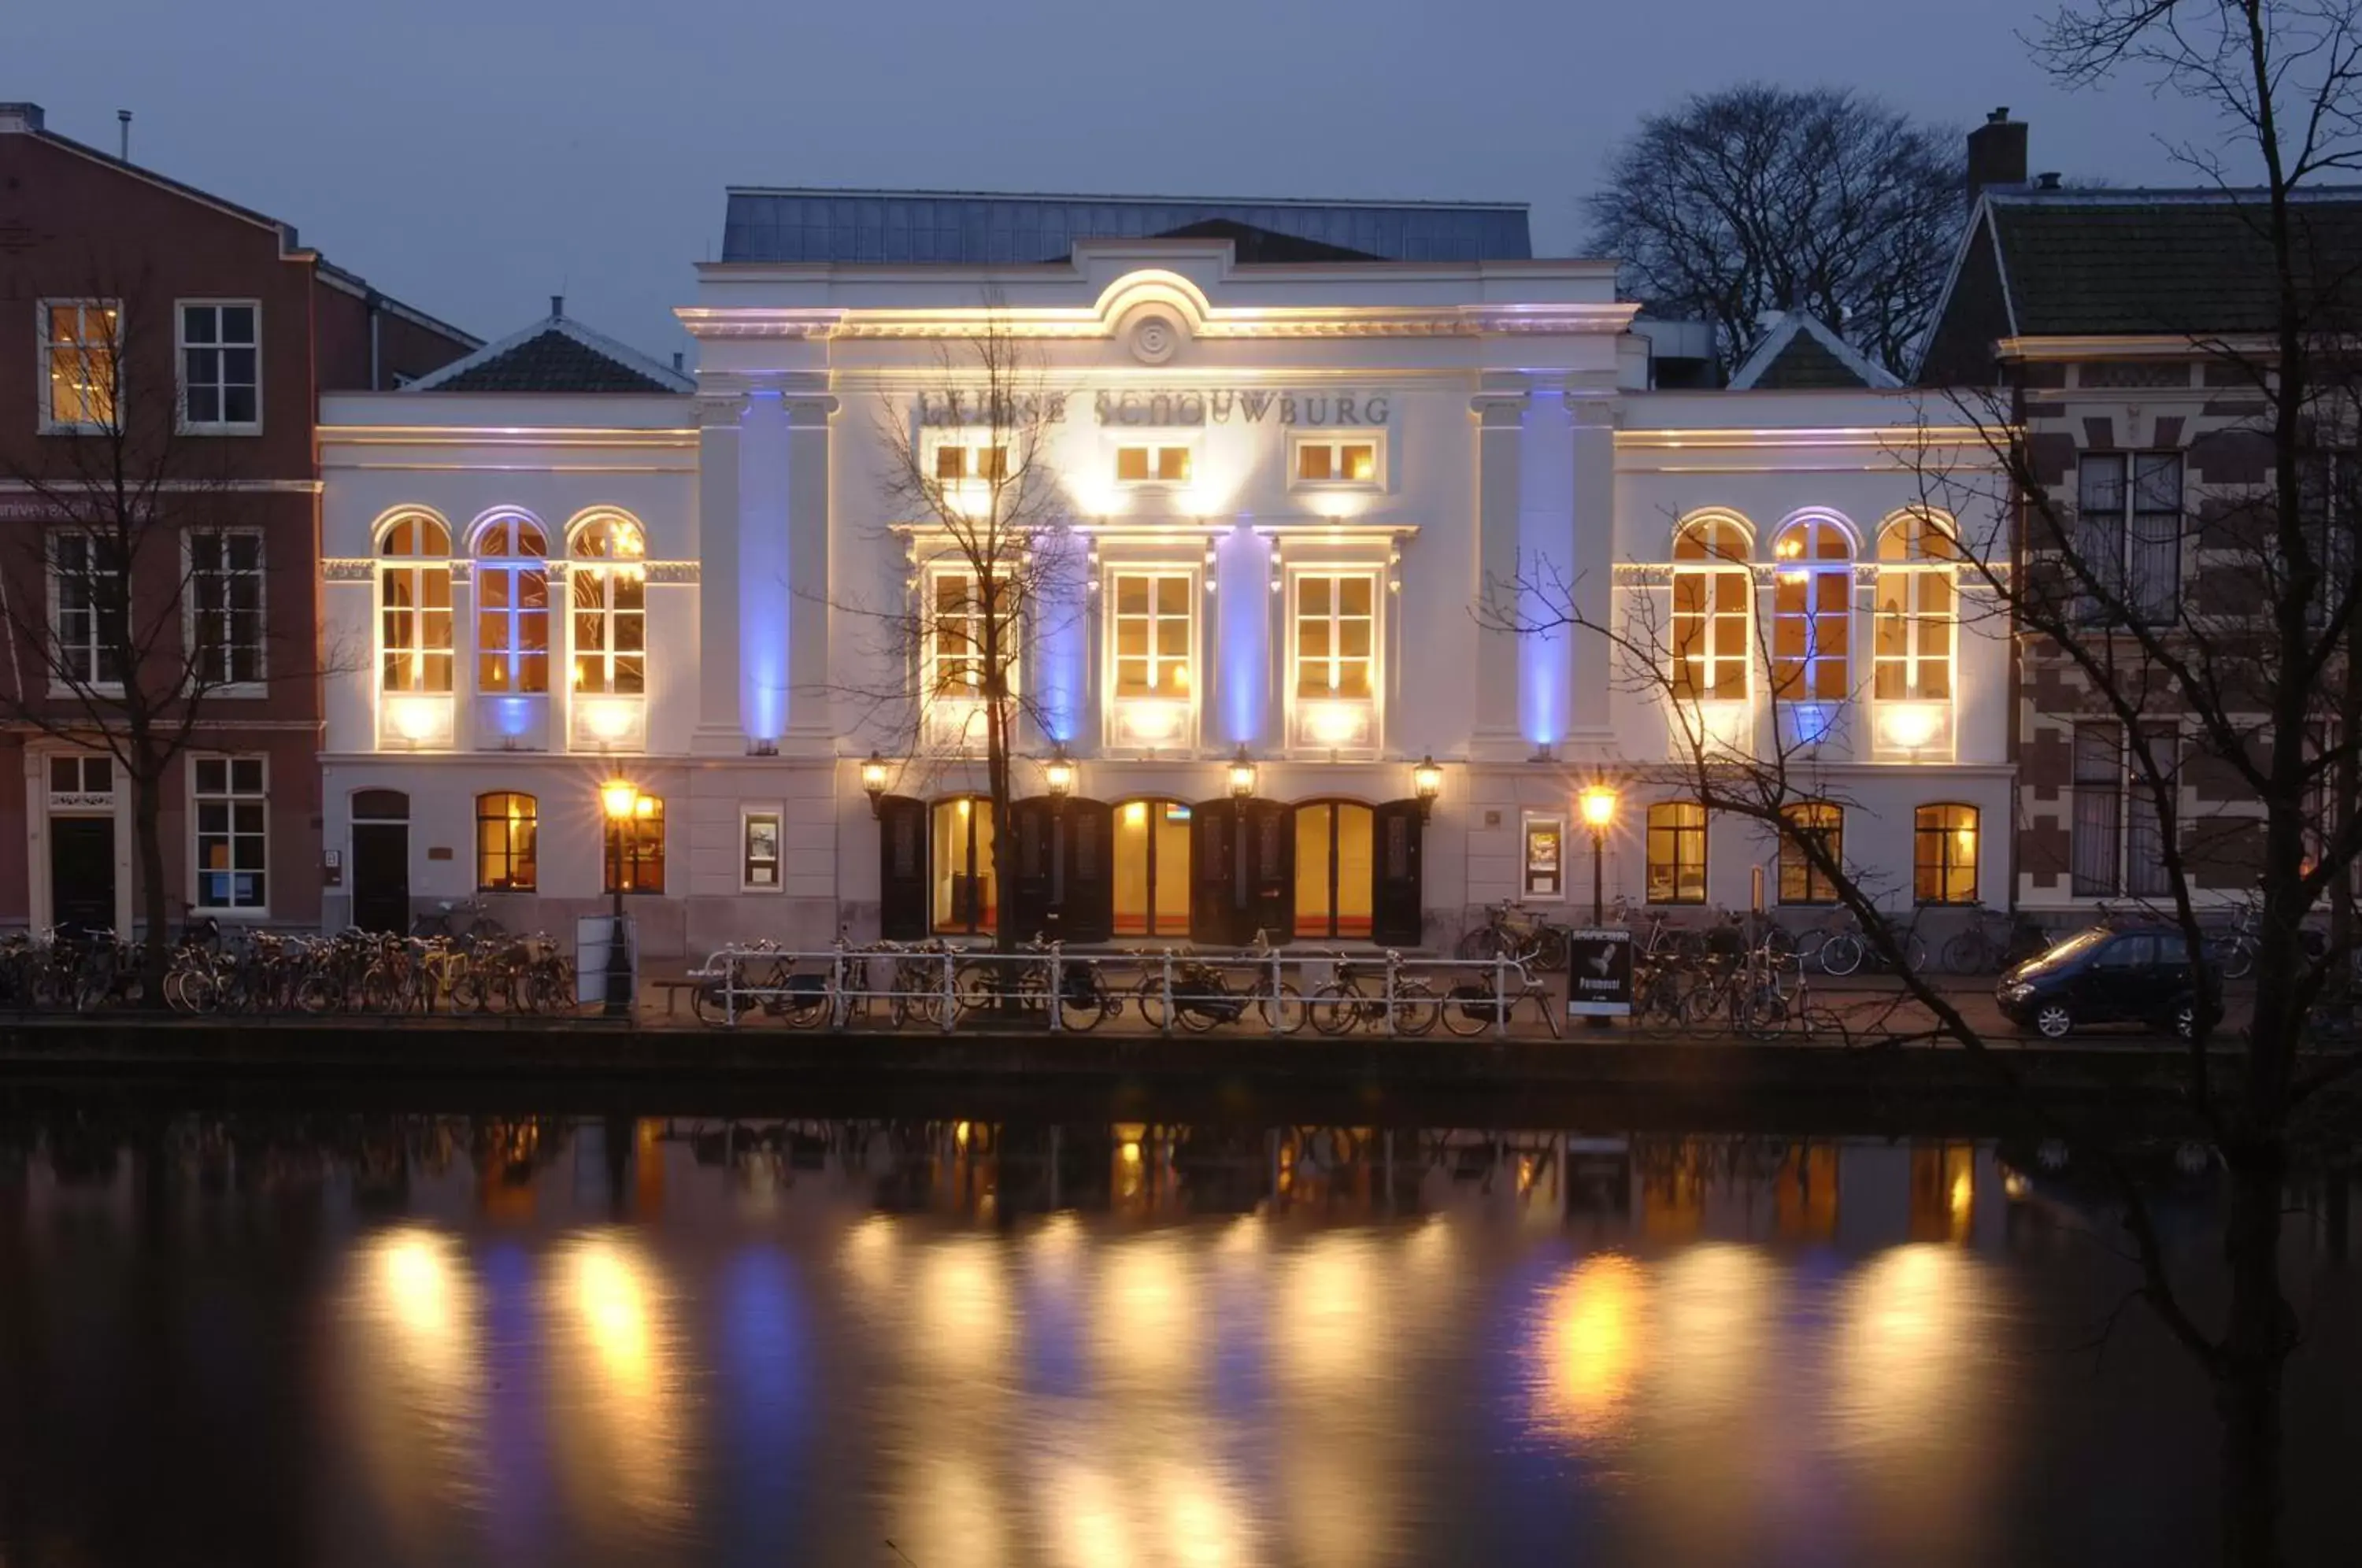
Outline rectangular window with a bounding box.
[1672,564,1750,701]
[924,568,1015,697]
[933,438,1009,482]
[194,756,268,911]
[39,300,120,431]
[52,532,126,687]
[2296,451,2357,627]
[570,565,646,694]
[1111,571,1194,698]
[191,530,265,686]
[2075,452,2182,624]
[1914,804,1979,904]
[1779,801,1842,905]
[380,557,454,693]
[1646,802,1708,904]
[1115,444,1192,484]
[1772,567,1850,701]
[2071,722,2123,897]
[1873,568,1953,700]
[1294,571,1376,699]
[177,301,260,431]
[742,808,782,891]
[1294,437,1380,486]
[476,792,538,891]
[2127,724,2175,898]
[603,794,665,894]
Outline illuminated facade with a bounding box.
[318,194,2012,953]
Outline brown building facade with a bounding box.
[0,102,473,934]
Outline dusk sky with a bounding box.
[9,0,2232,358]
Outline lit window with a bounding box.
[379,513,454,694]
[1116,445,1192,484]
[1874,512,1958,703]
[194,756,268,911]
[931,796,995,934]
[178,302,259,430]
[191,530,265,686]
[570,512,646,696]
[39,300,120,431]
[602,792,665,894]
[1770,516,1851,703]
[476,792,538,891]
[934,438,1009,483]
[1295,438,1379,485]
[1778,801,1842,905]
[1294,572,1375,699]
[924,568,1015,697]
[1914,804,1978,904]
[1646,801,1708,904]
[51,531,126,687]
[475,515,550,693]
[1111,571,1194,697]
[1672,516,1751,702]
[1112,798,1191,936]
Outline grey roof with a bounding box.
[1728,311,1900,390]
[406,302,692,394]
[720,188,1532,264]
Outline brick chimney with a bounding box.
[1966,108,2028,202]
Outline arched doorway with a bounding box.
[1294,800,1375,940]
[1111,797,1193,938]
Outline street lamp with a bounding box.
[860,751,890,818]
[1412,755,1443,820]
[1044,745,1075,812]
[600,779,640,1019]
[1578,782,1619,926]
[1227,745,1257,801]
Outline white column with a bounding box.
[1518,386,1575,750]
[738,389,791,748]
[783,393,839,753]
[1568,398,1620,743]
[1471,388,1527,760]
[691,394,745,756]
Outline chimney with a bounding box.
[550,294,564,320]
[117,109,131,162]
[0,102,45,135]
[2035,172,2063,191]
[1966,107,2028,203]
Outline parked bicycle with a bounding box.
[1942,901,2052,974]
[1438,956,1563,1037]
[1307,951,1439,1036]
[1815,908,1929,978]
[1457,900,1572,973]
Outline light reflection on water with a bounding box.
[2,1118,2357,1566]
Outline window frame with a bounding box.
[175,298,262,435]
[741,805,783,893]
[37,298,121,434]
[2074,450,2184,626]
[191,753,269,914]
[1778,801,1844,906]
[1769,516,1853,704]
[602,793,666,895]
[473,513,551,696]
[1670,516,1753,704]
[1288,431,1386,490]
[568,512,648,698]
[187,527,267,692]
[49,530,126,694]
[1646,801,1709,906]
[1113,441,1196,487]
[1913,803,1980,905]
[922,564,1019,699]
[378,513,455,696]
[1107,566,1198,699]
[474,791,539,892]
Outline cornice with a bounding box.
[678,302,1639,343]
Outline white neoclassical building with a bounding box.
[317,194,2010,957]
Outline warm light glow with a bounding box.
[860,751,890,796]
[1531,1252,1646,1445]
[601,780,639,821]
[386,694,444,744]
[1123,800,1148,827]
[581,698,635,742]
[1227,748,1257,799]
[1116,699,1187,745]
[1044,750,1075,799]
[1412,755,1443,803]
[1307,701,1368,748]
[1579,783,1620,830]
[1879,702,1944,751]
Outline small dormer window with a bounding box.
[1294,436,1380,486]
[1116,444,1192,484]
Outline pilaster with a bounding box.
[781,392,839,753]
[1471,387,1528,760]
[691,394,746,756]
[1567,398,1620,745]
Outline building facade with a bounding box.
[0,102,473,937]
[320,192,2011,956]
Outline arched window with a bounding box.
[602,790,664,894]
[570,512,646,696]
[377,512,452,694]
[931,795,996,934]
[1112,797,1192,936]
[1671,515,1752,701]
[1779,801,1844,904]
[1915,804,1979,904]
[1770,515,1852,703]
[476,792,538,891]
[1294,799,1375,939]
[475,514,550,694]
[1875,512,1960,701]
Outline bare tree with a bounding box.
[0,264,327,992]
[1585,83,1964,379]
[842,309,1085,953]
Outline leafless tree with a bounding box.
[0,264,329,993]
[1585,83,1964,379]
[840,309,1085,953]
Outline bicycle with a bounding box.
[409,897,507,943]
[1816,909,1929,978]
[1438,956,1563,1038]
[1457,901,1572,973]
[1308,951,1439,1036]
[1942,901,2052,974]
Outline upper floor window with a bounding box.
[2075,452,2182,625]
[1294,571,1375,700]
[569,513,646,696]
[1293,435,1380,486]
[178,302,259,431]
[1874,512,1959,702]
[51,531,126,688]
[476,515,550,694]
[1111,571,1194,698]
[1770,516,1852,703]
[1116,444,1192,485]
[190,529,265,687]
[924,566,1016,699]
[933,437,1009,483]
[2294,451,2358,627]
[1779,801,1844,904]
[379,512,453,694]
[1672,516,1751,702]
[40,301,120,431]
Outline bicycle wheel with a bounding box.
[1760,925,1799,963]
[2219,940,2256,981]
[1942,930,1989,975]
[1175,975,1226,1032]
[1901,934,1930,972]
[1533,926,1572,974]
[1819,934,1864,978]
[954,962,998,1016]
[1441,984,1498,1036]
[1309,982,1361,1035]
[1457,927,1506,963]
[1390,978,1442,1037]
[1133,975,1172,1031]
[1258,981,1305,1035]
[1057,980,1110,1034]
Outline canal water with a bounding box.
[0,1114,2355,1566]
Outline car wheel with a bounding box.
[2034,1003,2074,1040]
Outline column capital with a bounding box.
[1471,389,1530,425]
[782,393,840,427]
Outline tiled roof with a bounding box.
[1728,312,1900,390]
[1986,188,2362,336]
[406,305,692,394]
[720,188,1531,264]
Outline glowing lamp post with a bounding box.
[1044,746,1075,813]
[1413,755,1443,821]
[861,752,890,819]
[599,779,640,1019]
[1579,783,1619,926]
[1227,746,1258,801]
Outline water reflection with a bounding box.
[0,1113,2353,1566]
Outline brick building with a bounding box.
[0,102,474,935]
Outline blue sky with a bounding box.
[7,0,2230,357]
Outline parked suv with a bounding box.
[1995,923,2222,1041]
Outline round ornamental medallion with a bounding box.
[1127,312,1181,365]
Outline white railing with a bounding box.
[683,940,1558,1038]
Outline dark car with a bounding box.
[1995,923,2222,1041]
